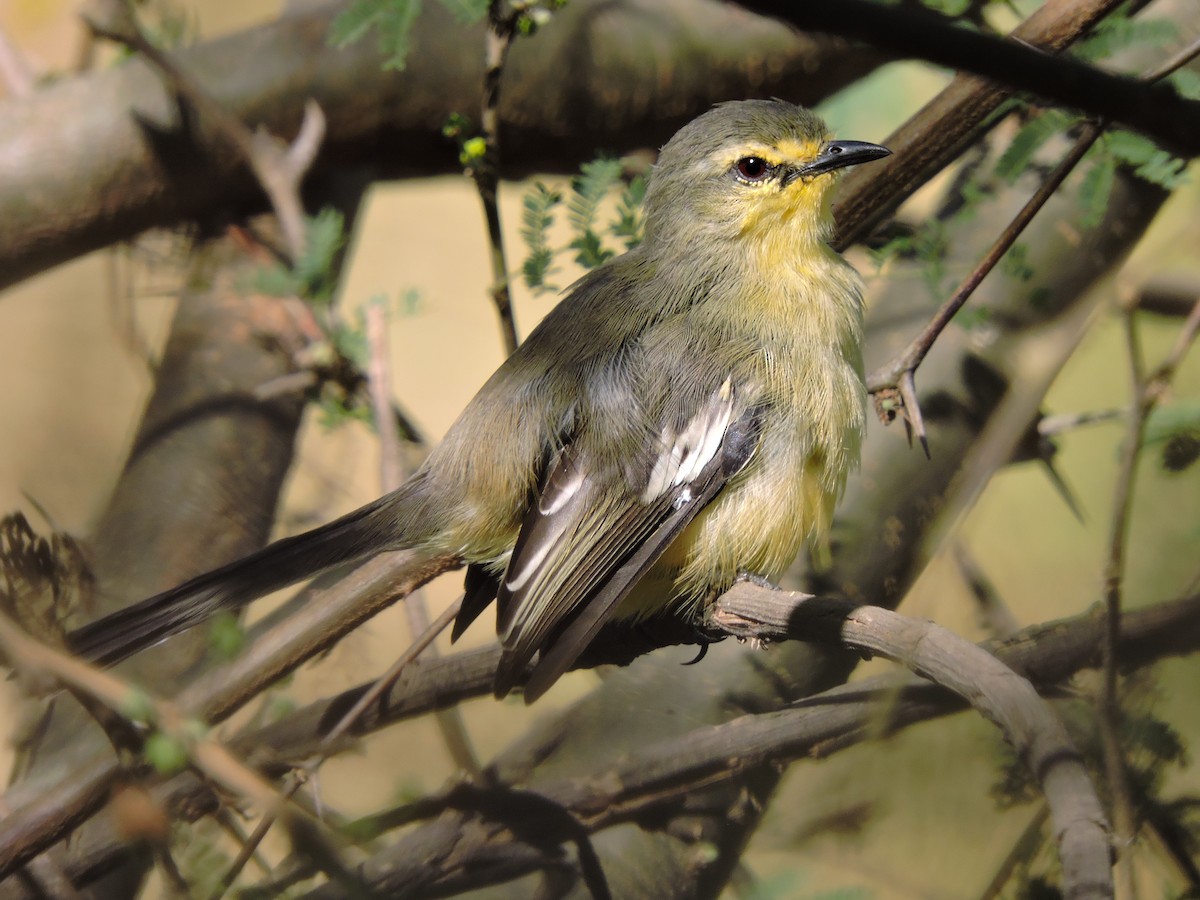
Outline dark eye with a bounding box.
[734,156,771,182]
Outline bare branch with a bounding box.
[866,122,1102,446]
[736,0,1200,154]
[832,0,1127,248]
[709,585,1112,900]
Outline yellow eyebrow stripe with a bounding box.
[713,137,826,170]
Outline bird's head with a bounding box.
[642,100,890,256]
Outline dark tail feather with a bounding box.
[69,488,417,668]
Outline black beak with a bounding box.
[799,140,891,177]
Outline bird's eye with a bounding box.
[734,156,771,183]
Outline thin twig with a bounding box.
[0,611,282,814]
[318,599,463,753]
[952,542,1021,639]
[210,600,463,897]
[154,842,191,899]
[210,776,305,900]
[471,1,522,355]
[1099,297,1200,895]
[978,804,1051,900]
[865,30,1200,451]
[364,303,481,776]
[212,806,273,878]
[867,122,1102,452]
[1039,409,1125,436]
[365,302,406,492]
[0,799,82,900]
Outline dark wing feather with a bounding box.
[450,564,501,642]
[492,381,762,701]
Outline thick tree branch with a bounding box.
[831,0,1127,249]
[0,0,883,293]
[736,0,1200,155]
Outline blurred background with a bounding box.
[1,0,1198,897]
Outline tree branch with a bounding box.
[0,0,884,293]
[735,0,1200,154]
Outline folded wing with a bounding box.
[493,378,763,701]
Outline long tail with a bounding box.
[68,487,421,668]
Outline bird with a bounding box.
[68,100,890,703]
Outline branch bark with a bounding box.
[0,0,883,293]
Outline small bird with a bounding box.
[69,100,889,702]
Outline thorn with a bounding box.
[1040,458,1086,524]
[899,371,930,459]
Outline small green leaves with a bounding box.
[252,208,346,306]
[520,181,563,291]
[144,732,190,774]
[519,157,647,292]
[1145,402,1200,474]
[612,175,647,250]
[442,113,489,170]
[330,0,424,71]
[207,611,246,661]
[567,158,623,268]
[994,109,1071,183]
[438,0,488,24]
[119,687,157,725]
[1077,154,1116,229]
[459,136,488,168]
[298,208,348,305]
[1168,69,1200,102]
[1072,13,1178,66]
[1105,130,1188,190]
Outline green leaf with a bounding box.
[566,158,623,269]
[145,732,190,775]
[1105,130,1160,166]
[920,0,971,15]
[1077,155,1115,229]
[520,181,562,291]
[119,688,157,725]
[569,230,615,269]
[1103,131,1187,190]
[207,611,246,661]
[1072,14,1178,64]
[437,0,487,24]
[331,307,369,369]
[1144,402,1200,446]
[252,264,301,299]
[999,241,1033,282]
[330,0,423,71]
[1168,69,1200,101]
[1133,150,1188,190]
[994,110,1071,183]
[609,174,646,249]
[567,158,623,234]
[295,208,347,305]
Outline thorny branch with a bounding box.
[1099,296,1200,895]
[867,122,1102,452]
[277,584,1118,900]
[864,34,1200,451]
